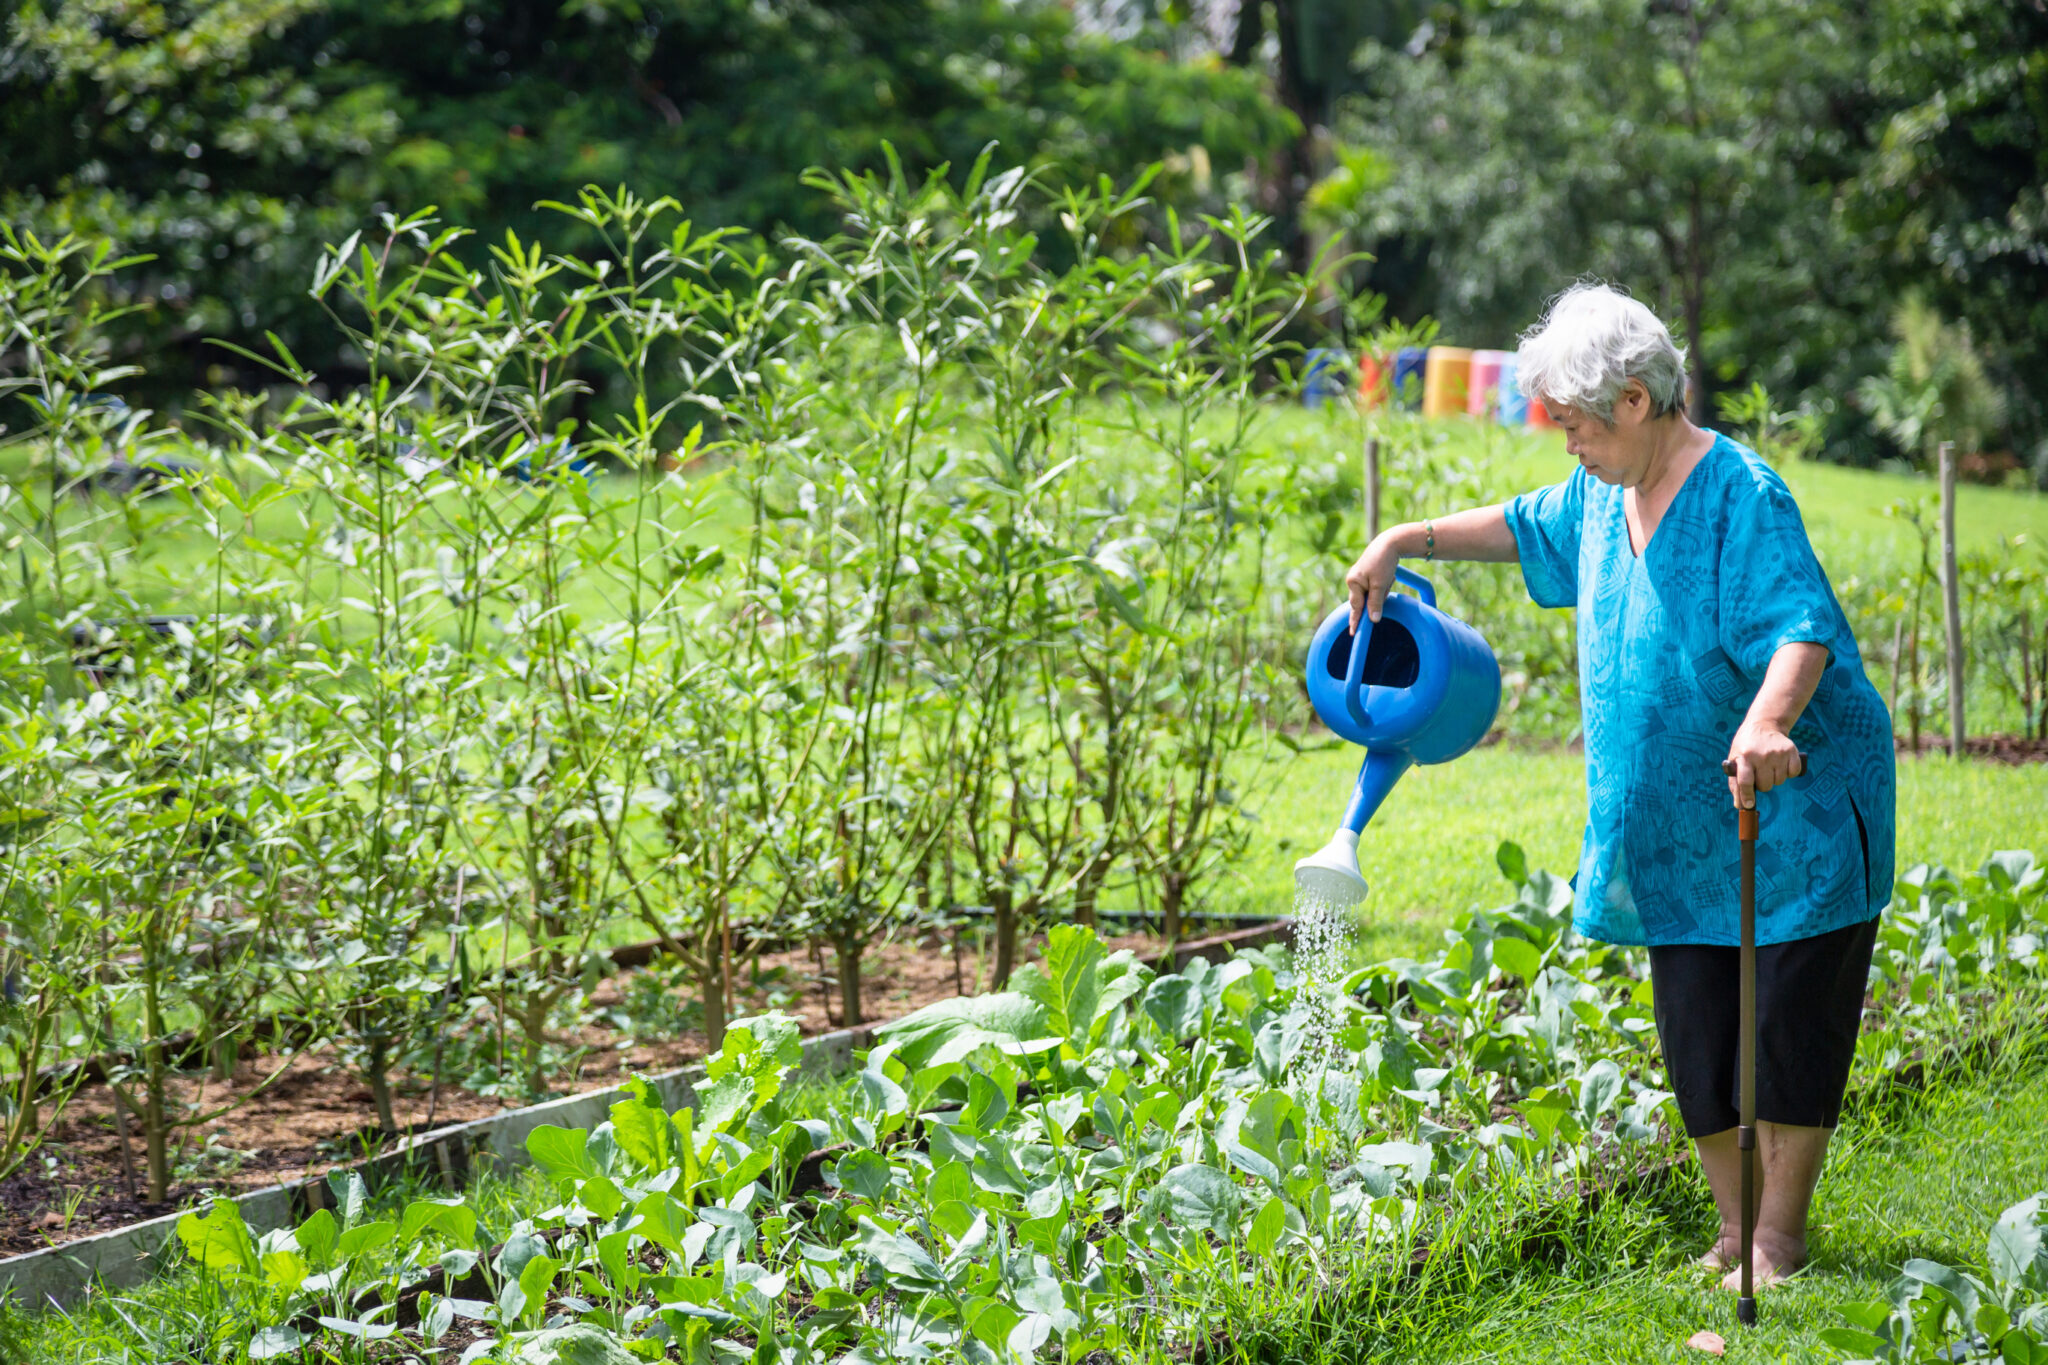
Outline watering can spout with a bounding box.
[1294,829,1367,907]
[1292,749,1411,908]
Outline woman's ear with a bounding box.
[1617,378,1651,425]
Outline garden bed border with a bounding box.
[1,918,1294,1311]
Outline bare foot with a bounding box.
[1696,1230,1738,1271]
[1718,1231,1805,1291]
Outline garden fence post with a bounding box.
[1364,435,1381,542]
[1939,440,1963,758]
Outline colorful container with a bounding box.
[1303,348,1349,409]
[1496,354,1529,426]
[1391,347,1428,411]
[1358,353,1388,411]
[1468,350,1510,420]
[1527,391,1558,429]
[1422,346,1472,418]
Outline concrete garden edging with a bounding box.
[0,918,1295,1312]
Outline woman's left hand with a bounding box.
[1726,721,1805,809]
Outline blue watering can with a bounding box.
[1294,567,1502,906]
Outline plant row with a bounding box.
[147,845,2048,1363]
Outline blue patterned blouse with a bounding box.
[1504,431,1895,947]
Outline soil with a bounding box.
[1894,732,2048,764]
[0,923,1165,1257]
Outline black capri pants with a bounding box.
[1647,913,1880,1138]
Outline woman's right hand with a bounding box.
[1345,532,1405,632]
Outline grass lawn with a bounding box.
[1221,743,2048,959]
[1351,1054,2048,1363]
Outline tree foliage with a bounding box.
[0,0,1294,399]
[1852,0,2048,474]
[1328,0,2045,473]
[1334,0,1878,422]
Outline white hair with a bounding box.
[1517,283,1688,422]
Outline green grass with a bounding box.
[1352,1054,2048,1364]
[1221,742,2048,958]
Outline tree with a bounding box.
[1334,0,1878,421]
[1852,0,2048,483]
[0,0,1292,403]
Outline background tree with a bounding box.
[1851,0,2048,482]
[0,0,1292,404]
[1334,0,1877,423]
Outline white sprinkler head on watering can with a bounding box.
[1293,829,1368,908]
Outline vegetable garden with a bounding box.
[2,155,2048,1362]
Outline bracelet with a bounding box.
[1423,519,1436,561]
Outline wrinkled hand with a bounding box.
[1344,535,1403,633]
[1723,724,1806,809]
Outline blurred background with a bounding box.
[2,0,2042,483]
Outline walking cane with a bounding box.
[1721,750,1805,1329]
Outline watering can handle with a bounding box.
[1394,566,1437,609]
[1342,569,1435,728]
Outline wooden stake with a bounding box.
[1887,614,1905,725]
[1364,435,1381,542]
[1939,441,1964,758]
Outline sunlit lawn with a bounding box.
[1342,1056,2048,1364]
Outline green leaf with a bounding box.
[611,1077,676,1173]
[927,1161,973,1207]
[966,1297,1024,1353]
[518,1253,564,1329]
[1142,974,1203,1039]
[0,806,50,845]
[971,1138,1033,1198]
[247,1325,309,1360]
[930,1199,976,1241]
[1015,923,1105,1042]
[177,1200,258,1276]
[527,1126,597,1181]
[855,1217,948,1289]
[1901,1258,1981,1320]
[336,1221,396,1260]
[259,1248,308,1292]
[872,992,1051,1069]
[963,1073,1011,1136]
[1816,1326,1885,1354]
[1983,850,2039,893]
[833,1149,891,1204]
[1151,1163,1239,1236]
[399,1198,477,1249]
[507,1323,648,1364]
[1575,1060,1623,1123]
[1496,840,1528,885]
[1492,934,1541,983]
[1247,1197,1286,1258]
[578,1175,626,1221]
[1990,1194,2048,1294]
[633,1192,694,1259]
[295,1207,339,1267]
[696,1073,759,1132]
[329,1171,368,1228]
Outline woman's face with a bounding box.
[1542,379,1658,487]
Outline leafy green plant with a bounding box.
[1823,1193,2048,1363]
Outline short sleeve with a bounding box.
[1717,480,1839,679]
[1504,471,1586,609]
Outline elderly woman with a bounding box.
[1345,284,1894,1290]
